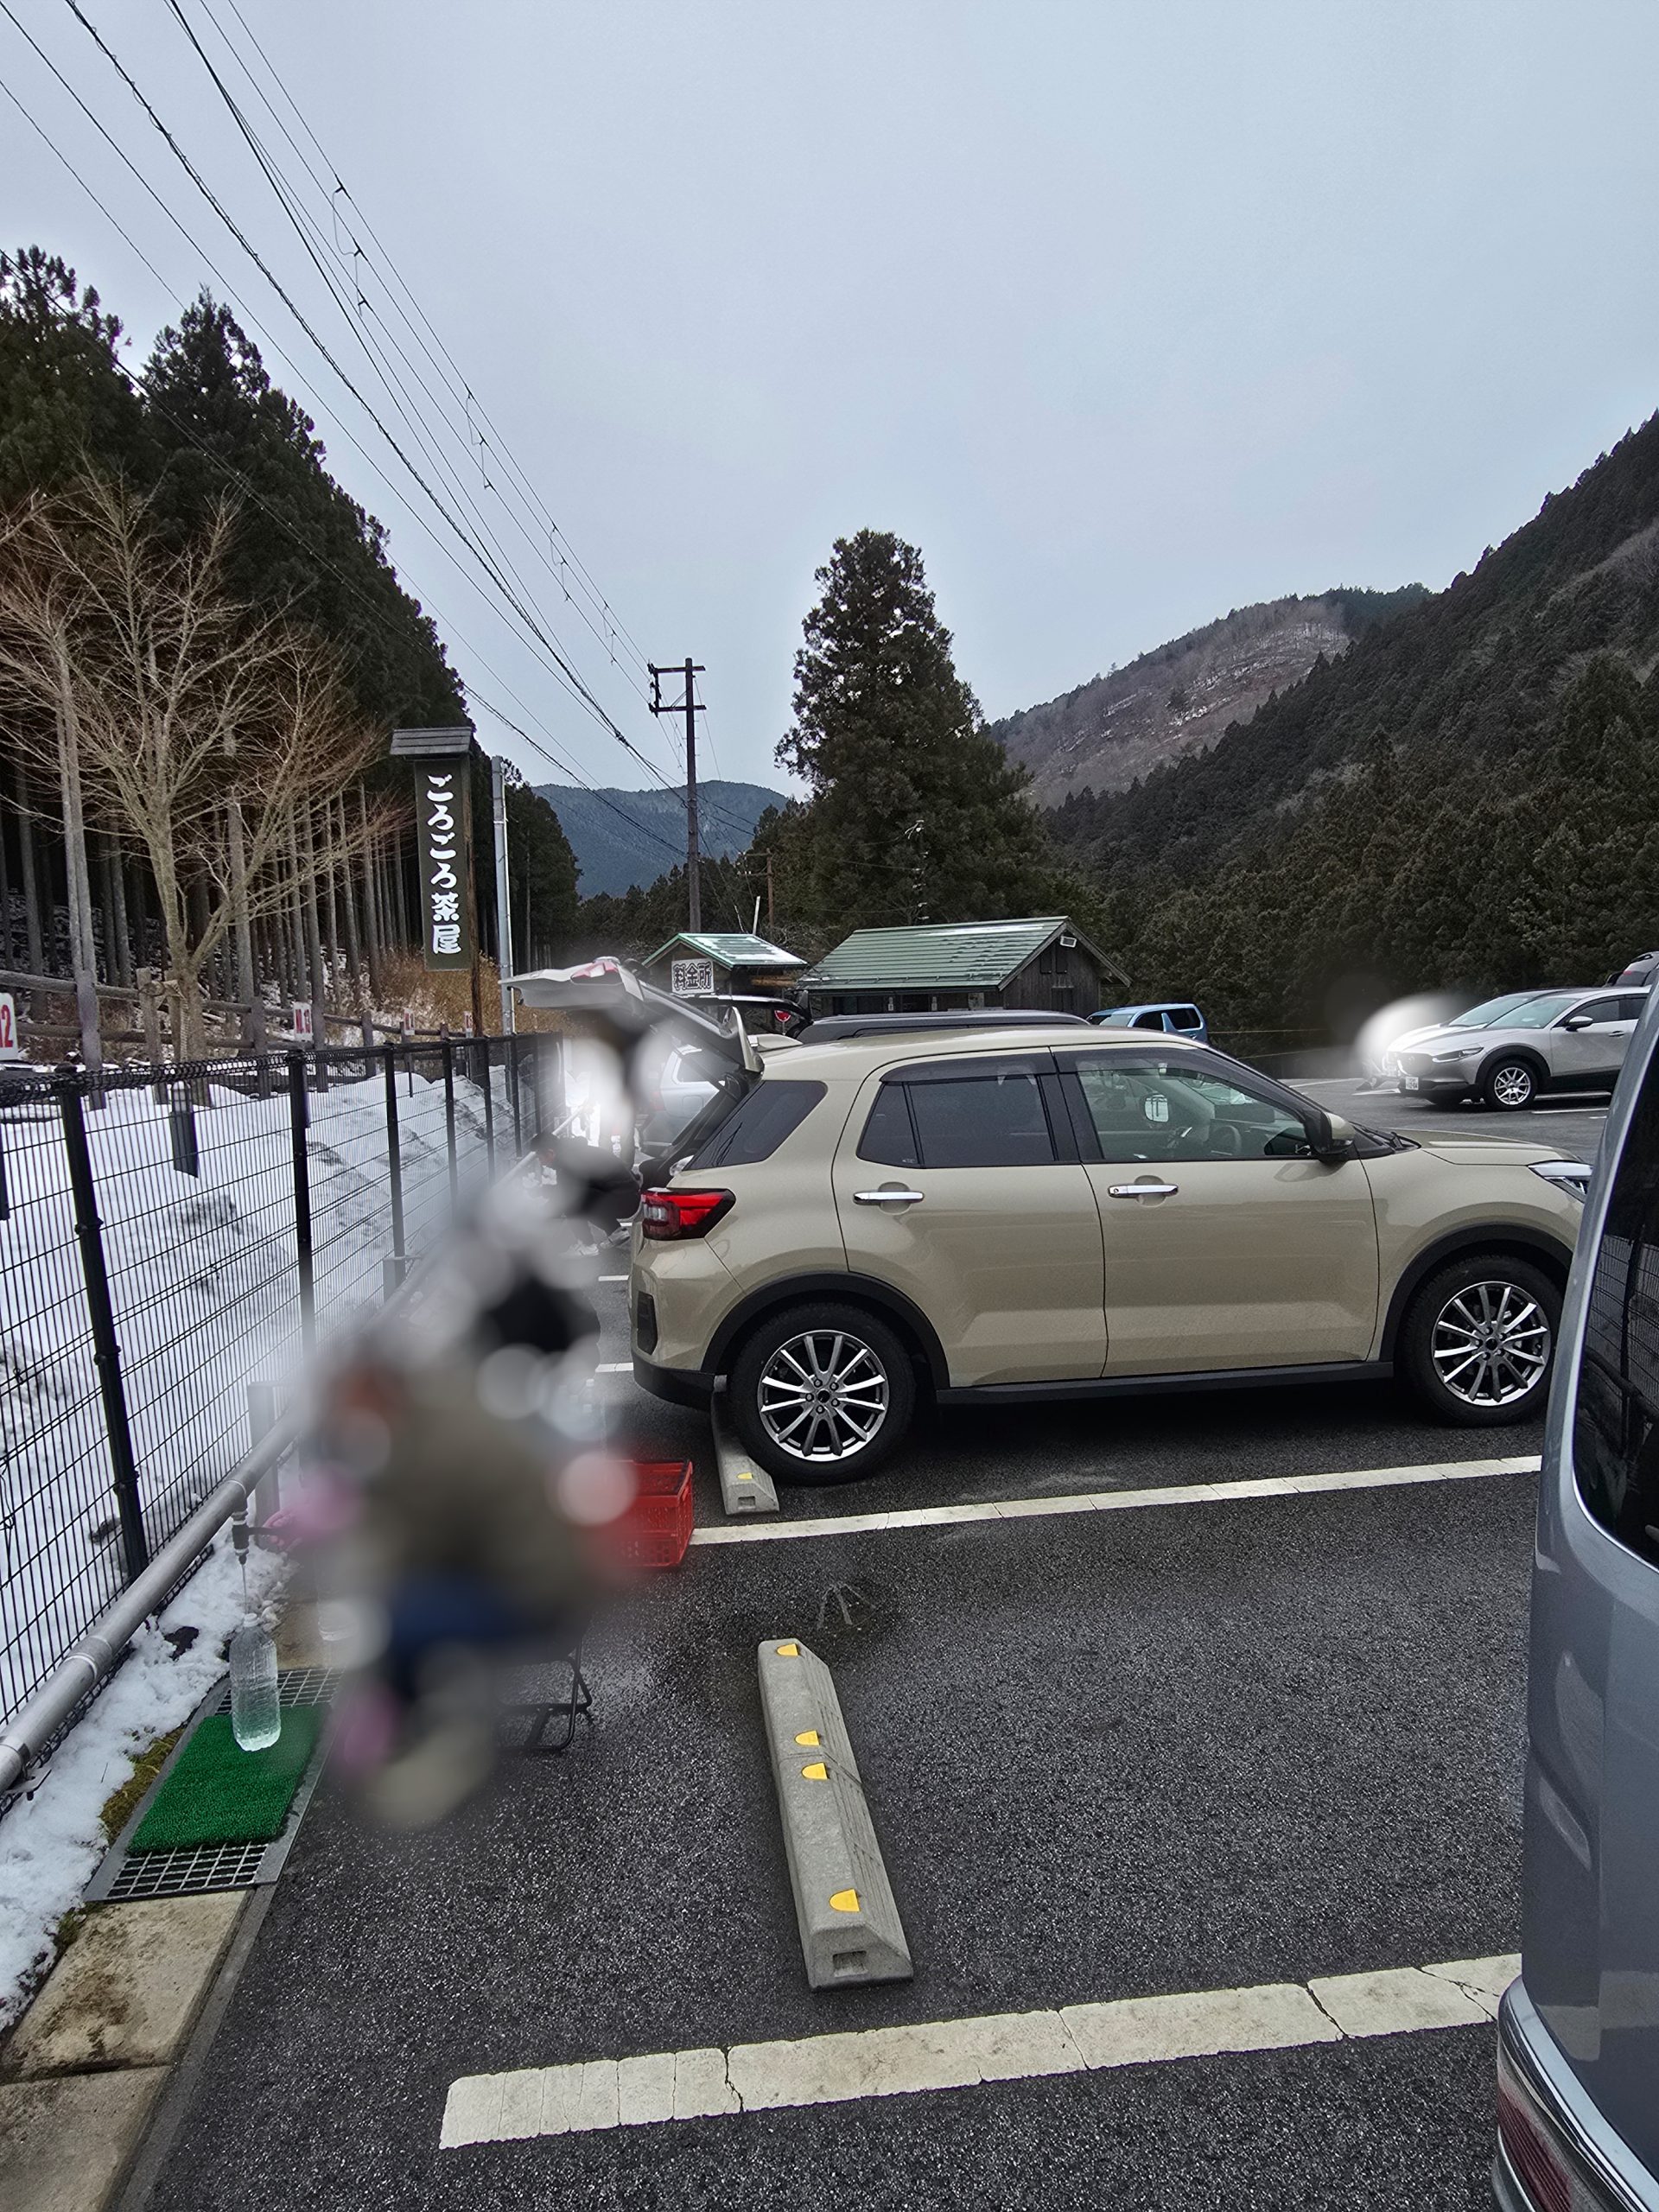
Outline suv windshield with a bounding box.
[1449,991,1557,1028]
[1501,991,1591,1029]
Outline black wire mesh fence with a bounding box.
[0,1035,561,1725]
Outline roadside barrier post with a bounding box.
[509,1033,524,1154]
[287,1049,315,1351]
[58,1077,149,1582]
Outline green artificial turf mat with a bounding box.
[129,1707,323,1853]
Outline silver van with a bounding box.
[1497,995,1659,2208]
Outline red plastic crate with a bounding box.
[612,1459,695,1568]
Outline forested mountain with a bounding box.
[989,587,1426,804]
[1053,412,1659,1038]
[536,779,786,895]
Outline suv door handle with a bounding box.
[1107,1180,1179,1198]
[854,1189,925,1205]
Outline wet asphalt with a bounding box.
[137,1076,1598,2212]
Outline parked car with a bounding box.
[631,1022,1588,1482]
[1370,991,1564,1089]
[1497,992,1659,2212]
[1091,1000,1209,1043]
[1611,950,1659,987]
[1392,988,1649,1110]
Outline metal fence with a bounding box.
[0,1034,562,1726]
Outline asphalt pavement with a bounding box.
[134,1068,1606,2211]
[137,1148,1582,2212]
[1299,1073,1610,1165]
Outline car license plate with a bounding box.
[1402,1075,1419,1091]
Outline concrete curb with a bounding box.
[756,1640,912,1990]
[712,1400,779,1516]
[0,1896,245,2211]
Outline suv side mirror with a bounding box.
[1306,1109,1357,1160]
[1561,1013,1593,1032]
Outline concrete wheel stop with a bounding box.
[713,1400,779,1516]
[756,1639,912,1990]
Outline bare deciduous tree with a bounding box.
[0,478,385,1056]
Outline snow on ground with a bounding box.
[0,1535,283,2027]
[1,1064,505,1723]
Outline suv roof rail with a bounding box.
[796,1011,1094,1044]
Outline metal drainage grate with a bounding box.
[213,1666,335,1715]
[85,1669,334,1904]
[105,1839,272,1902]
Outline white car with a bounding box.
[1393,987,1649,1109]
[1374,991,1564,1090]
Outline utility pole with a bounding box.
[648,660,705,933]
[491,753,515,1035]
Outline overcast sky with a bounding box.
[9,1,1659,803]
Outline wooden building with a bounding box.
[802,918,1125,1018]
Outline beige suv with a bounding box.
[630,1026,1589,1483]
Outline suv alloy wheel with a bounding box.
[1484,1057,1539,1110]
[730,1301,916,1484]
[1397,1253,1561,1425]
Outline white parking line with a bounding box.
[685,1453,1538,1546]
[439,1953,1516,2147]
[596,1362,633,1373]
[597,1274,628,1284]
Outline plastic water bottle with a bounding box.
[229,1613,281,1751]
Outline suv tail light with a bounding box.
[640,1187,734,1241]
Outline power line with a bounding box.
[54,0,674,791]
[7,6,752,895]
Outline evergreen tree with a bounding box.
[776,530,1065,930]
[0,249,149,500]
[141,295,462,728]
[505,770,580,966]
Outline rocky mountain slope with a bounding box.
[988,587,1426,806]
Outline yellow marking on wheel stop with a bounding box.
[830,1889,861,1914]
[801,1762,828,1781]
[776,1643,799,1657]
[794,1730,820,1747]
[736,1471,754,1482]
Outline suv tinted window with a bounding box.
[861,1071,1062,1169]
[1618,994,1649,1021]
[1573,1072,1659,1569]
[1072,1058,1312,1162]
[686,1080,825,1167]
[1569,997,1623,1026]
[906,1072,1056,1166]
[857,1083,919,1167]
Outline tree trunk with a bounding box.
[16,772,44,974]
[321,804,340,994]
[359,785,382,999]
[0,793,11,969]
[339,795,362,995]
[285,809,308,1006]
[297,804,327,1044]
[55,702,103,1076]
[104,838,133,988]
[226,797,257,1007]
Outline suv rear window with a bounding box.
[685,1080,825,1167]
[858,1071,1058,1168]
[1573,1071,1659,1570]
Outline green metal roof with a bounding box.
[644,931,804,970]
[804,918,1103,990]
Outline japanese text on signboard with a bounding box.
[416,766,474,971]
